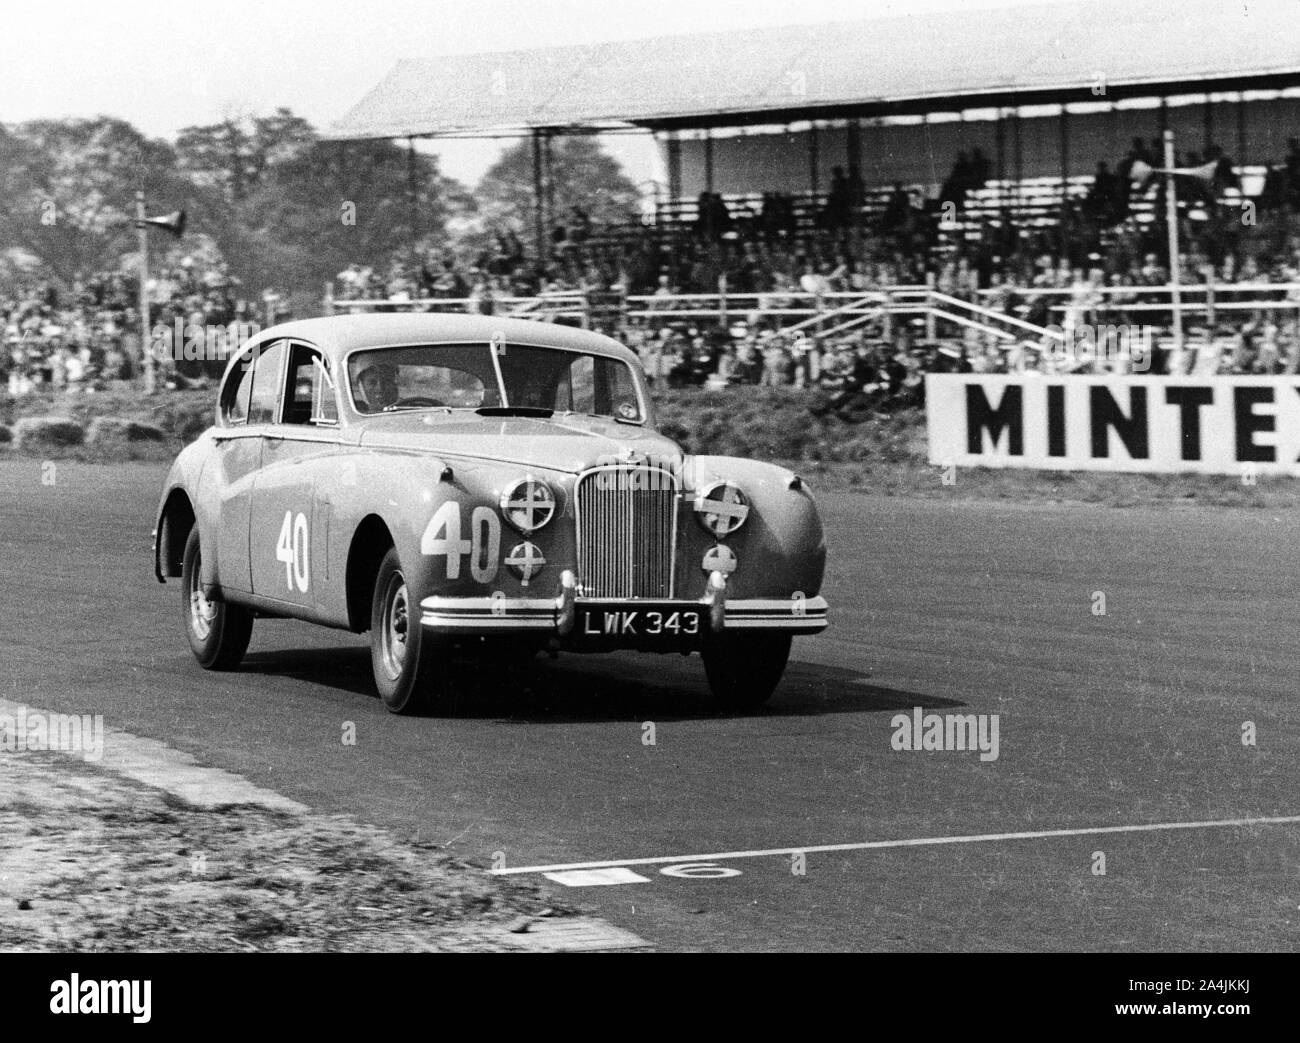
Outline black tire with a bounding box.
[182,527,253,670]
[702,632,792,710]
[370,547,445,714]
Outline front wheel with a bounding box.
[370,548,446,714]
[182,527,253,670]
[702,632,792,710]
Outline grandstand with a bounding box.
[329,0,1300,244]
[12,0,1300,402]
[320,0,1300,372]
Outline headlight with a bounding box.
[693,480,749,538]
[500,475,556,535]
[505,542,546,586]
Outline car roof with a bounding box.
[242,313,637,364]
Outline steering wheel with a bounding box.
[392,396,446,408]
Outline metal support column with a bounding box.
[531,129,546,277]
[1164,129,1184,356]
[1012,107,1023,223]
[809,120,820,196]
[406,136,419,265]
[1058,105,1070,253]
[994,111,1007,234]
[1236,92,1247,165]
[847,117,863,242]
[665,131,682,214]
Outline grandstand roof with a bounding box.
[327,0,1300,140]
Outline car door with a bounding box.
[210,339,285,594]
[249,340,340,616]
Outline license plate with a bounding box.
[577,604,704,640]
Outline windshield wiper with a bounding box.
[475,406,554,418]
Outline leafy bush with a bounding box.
[13,417,85,450]
[86,417,167,445]
[651,387,925,465]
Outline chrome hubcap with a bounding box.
[189,550,216,639]
[380,574,410,678]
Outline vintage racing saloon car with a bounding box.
[153,314,828,713]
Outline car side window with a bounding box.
[247,340,286,425]
[283,342,337,425]
[221,351,255,424]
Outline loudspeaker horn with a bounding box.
[137,209,187,237]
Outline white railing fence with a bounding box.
[324,278,1300,352]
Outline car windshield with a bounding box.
[347,342,643,422]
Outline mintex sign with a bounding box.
[926,374,1300,475]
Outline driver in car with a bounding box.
[355,361,400,412]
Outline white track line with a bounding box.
[0,698,307,813]
[493,814,1300,875]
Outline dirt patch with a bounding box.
[0,750,628,952]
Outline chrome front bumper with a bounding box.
[419,570,828,636]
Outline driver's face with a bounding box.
[359,367,398,409]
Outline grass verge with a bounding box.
[0,749,628,952]
[2,384,1295,508]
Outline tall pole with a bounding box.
[1163,129,1184,357]
[808,121,819,197]
[407,137,419,268]
[994,112,1007,242]
[848,117,863,249]
[665,131,682,213]
[1058,106,1070,256]
[543,132,556,238]
[136,190,155,395]
[531,129,546,281]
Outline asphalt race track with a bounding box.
[3,459,1297,951]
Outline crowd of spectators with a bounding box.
[326,138,1300,410]
[331,138,1300,308]
[619,292,1300,418]
[2,260,280,395]
[620,319,937,416]
[14,140,1300,406]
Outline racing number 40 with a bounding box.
[276,510,310,593]
[421,501,500,582]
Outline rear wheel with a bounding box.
[702,632,792,710]
[182,528,253,670]
[370,548,445,714]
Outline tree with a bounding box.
[231,136,473,294]
[0,117,203,282]
[475,135,639,236]
[175,108,315,201]
[0,110,472,303]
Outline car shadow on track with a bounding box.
[240,646,379,699]
[238,646,966,723]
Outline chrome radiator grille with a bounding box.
[574,466,677,598]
